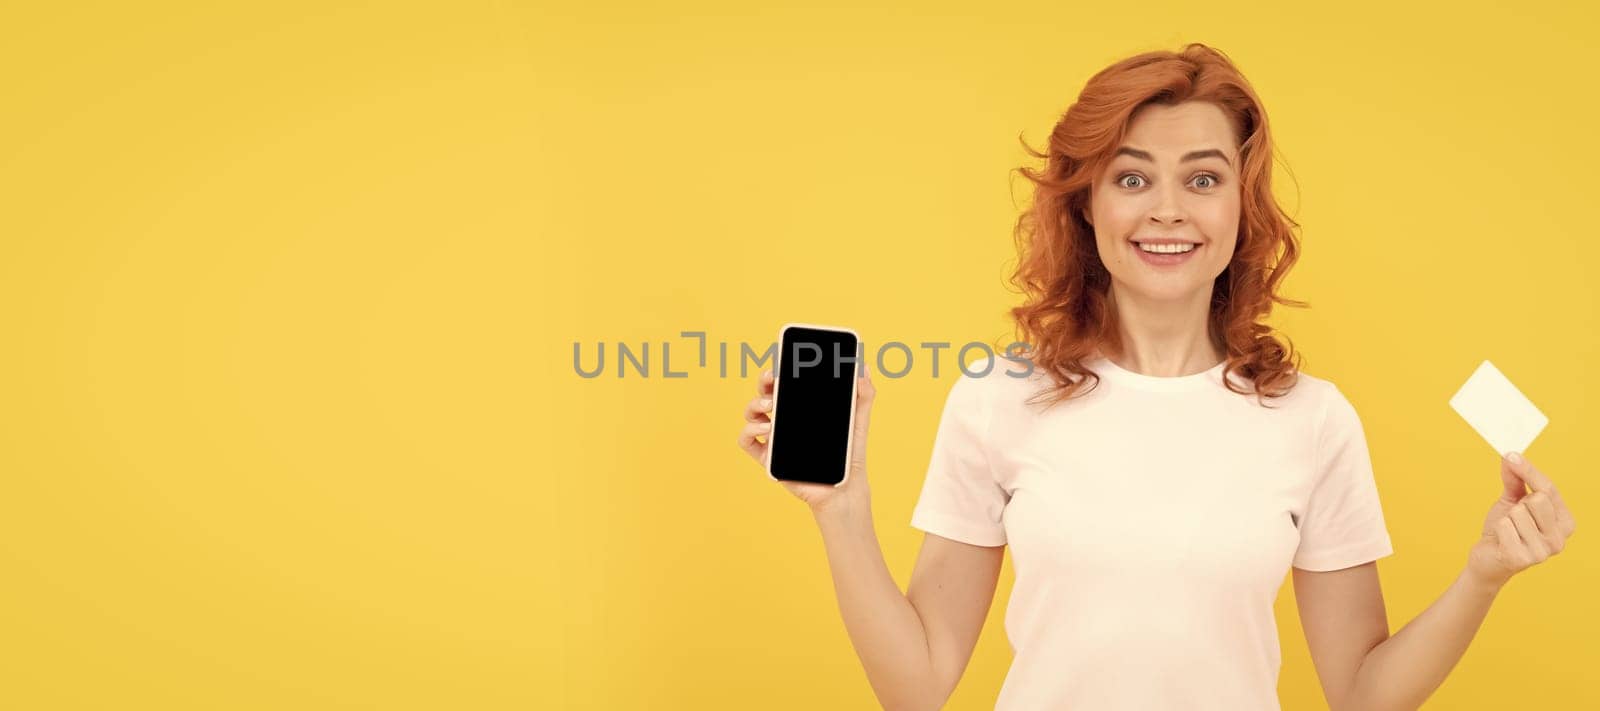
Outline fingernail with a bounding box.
[1508,451,1525,465]
[759,398,772,409]
[763,369,772,378]
[758,422,771,431]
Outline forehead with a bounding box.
[1119,101,1238,156]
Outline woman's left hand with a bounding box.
[1466,452,1578,590]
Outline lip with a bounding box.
[1129,239,1202,267]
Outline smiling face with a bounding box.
[1087,101,1242,304]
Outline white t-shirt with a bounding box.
[909,354,1394,710]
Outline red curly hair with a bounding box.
[1007,43,1307,408]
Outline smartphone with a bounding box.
[765,323,861,487]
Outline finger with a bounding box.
[1498,455,1529,502]
[1541,475,1569,514]
[1554,496,1578,538]
[1510,454,1572,525]
[854,368,876,430]
[857,360,877,406]
[744,395,773,423]
[737,420,772,458]
[1509,504,1551,560]
[1524,491,1563,552]
[1496,516,1527,567]
[1505,452,1559,497]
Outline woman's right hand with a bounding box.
[737,362,877,514]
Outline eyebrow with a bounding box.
[1113,146,1233,164]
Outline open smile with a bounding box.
[1130,239,1202,267]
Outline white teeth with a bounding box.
[1138,242,1195,254]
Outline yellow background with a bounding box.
[2,1,1596,708]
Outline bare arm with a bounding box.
[1292,563,1388,711]
[813,500,1003,711]
[740,365,1003,709]
[1295,562,1498,711]
[1295,454,1577,711]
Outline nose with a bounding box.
[1149,182,1186,225]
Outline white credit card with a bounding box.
[1448,359,1548,456]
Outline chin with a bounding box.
[1120,280,1212,303]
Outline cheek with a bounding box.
[1092,194,1144,235]
[1196,198,1241,244]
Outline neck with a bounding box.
[1102,285,1224,377]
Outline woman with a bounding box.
[735,43,1576,710]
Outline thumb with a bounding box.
[850,362,877,460]
[1499,451,1529,503]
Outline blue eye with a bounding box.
[1192,173,1219,189]
[1118,174,1145,189]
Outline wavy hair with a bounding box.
[1007,43,1307,408]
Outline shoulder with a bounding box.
[1286,368,1364,434]
[1232,365,1345,408]
[1287,368,1342,402]
[938,357,1056,420]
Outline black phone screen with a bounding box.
[768,326,859,485]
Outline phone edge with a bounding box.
[764,322,861,489]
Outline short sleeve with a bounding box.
[1292,386,1395,571]
[909,374,1009,547]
